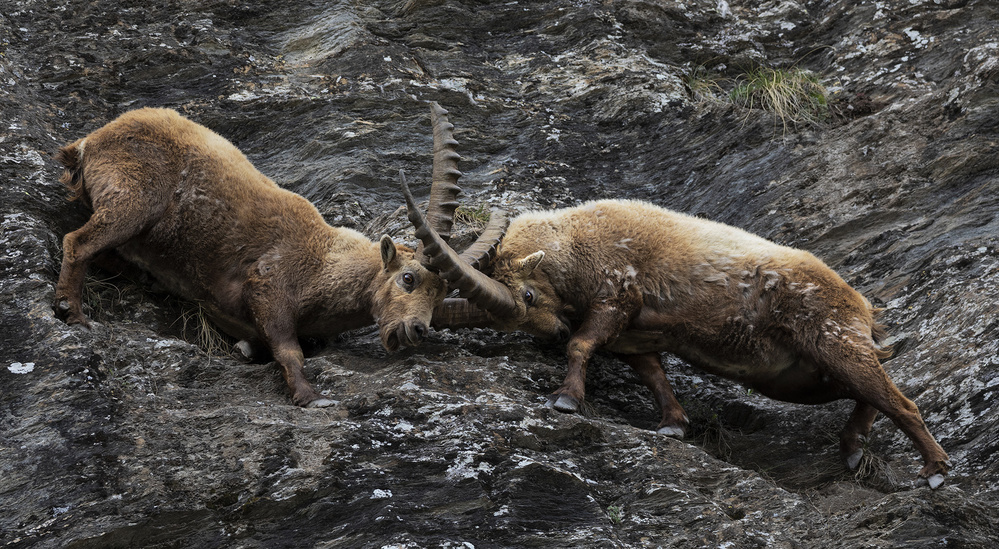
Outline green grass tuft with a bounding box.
[455,203,491,231]
[730,67,829,132]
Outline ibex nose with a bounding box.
[413,321,428,340]
[399,319,428,347]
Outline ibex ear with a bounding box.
[517,251,545,275]
[379,235,398,269]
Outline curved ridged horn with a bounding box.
[416,102,462,264]
[430,298,495,330]
[401,171,518,318]
[458,208,508,272]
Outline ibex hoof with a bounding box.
[234,340,256,361]
[914,473,946,490]
[67,315,92,329]
[545,394,580,413]
[54,299,91,327]
[656,425,685,438]
[846,449,864,470]
[306,397,338,408]
[928,474,946,489]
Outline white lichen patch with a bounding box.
[501,39,687,121]
[902,27,932,49]
[446,449,495,481]
[227,90,262,102]
[7,362,35,374]
[964,42,999,81]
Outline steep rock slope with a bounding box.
[1,0,997,546]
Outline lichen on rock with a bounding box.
[2,0,998,547]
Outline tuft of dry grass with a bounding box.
[682,65,726,104]
[698,413,734,461]
[455,203,491,231]
[852,448,901,489]
[81,272,235,358]
[177,303,235,358]
[729,67,830,132]
[82,274,134,321]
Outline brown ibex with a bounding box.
[54,104,486,407]
[409,197,950,487]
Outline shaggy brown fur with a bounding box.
[443,199,949,484]
[54,108,445,406]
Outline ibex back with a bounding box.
[54,107,455,406]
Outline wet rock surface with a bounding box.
[2,0,998,546]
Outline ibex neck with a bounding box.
[297,233,382,336]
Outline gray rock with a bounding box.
[2,0,998,547]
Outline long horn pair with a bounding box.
[401,171,518,317]
[403,102,518,320]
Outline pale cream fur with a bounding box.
[486,198,949,482]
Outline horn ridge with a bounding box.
[458,209,508,272]
[425,102,462,246]
[431,298,494,330]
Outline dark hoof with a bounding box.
[545,394,580,413]
[845,449,864,470]
[55,300,91,328]
[656,425,685,438]
[67,316,92,329]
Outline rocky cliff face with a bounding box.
[2,0,998,547]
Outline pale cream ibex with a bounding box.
[54,103,495,407]
[410,197,950,487]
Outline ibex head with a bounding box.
[402,168,571,340]
[485,249,571,340]
[373,102,472,351]
[371,233,446,352]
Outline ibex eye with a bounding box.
[524,290,534,305]
[403,273,415,285]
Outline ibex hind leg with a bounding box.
[840,401,879,470]
[55,189,156,326]
[616,352,689,438]
[823,346,950,486]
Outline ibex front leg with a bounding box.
[248,281,333,408]
[270,336,334,408]
[548,292,639,414]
